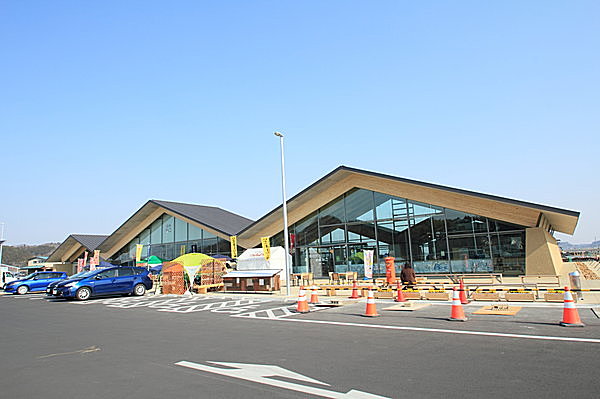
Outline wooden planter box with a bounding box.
[424,291,450,301]
[472,292,501,301]
[375,291,394,299]
[403,290,422,300]
[505,292,535,302]
[544,292,565,302]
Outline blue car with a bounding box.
[4,271,68,295]
[46,270,90,297]
[54,266,153,301]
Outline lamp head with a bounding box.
[274,131,283,137]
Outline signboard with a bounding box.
[363,250,374,279]
[92,250,100,266]
[230,236,238,258]
[135,244,143,264]
[261,237,271,261]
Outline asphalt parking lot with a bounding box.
[1,292,599,398]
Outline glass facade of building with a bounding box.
[271,188,527,277]
[112,213,240,264]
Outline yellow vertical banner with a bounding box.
[135,244,143,263]
[230,236,238,258]
[180,244,186,256]
[261,237,271,261]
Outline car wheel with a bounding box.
[75,287,92,301]
[133,283,146,296]
[16,285,29,295]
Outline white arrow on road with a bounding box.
[175,360,390,399]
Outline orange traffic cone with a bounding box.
[363,288,379,317]
[296,287,310,313]
[448,288,467,322]
[394,280,407,302]
[308,286,320,304]
[348,280,361,299]
[459,279,469,305]
[560,286,584,327]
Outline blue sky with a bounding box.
[1,1,598,245]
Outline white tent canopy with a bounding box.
[236,246,291,282]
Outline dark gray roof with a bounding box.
[46,234,109,262]
[151,200,254,236]
[71,234,109,251]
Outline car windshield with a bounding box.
[69,271,93,279]
[74,270,97,279]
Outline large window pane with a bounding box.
[189,224,202,240]
[345,189,375,222]
[409,215,449,273]
[491,232,525,276]
[320,225,345,244]
[150,218,162,244]
[203,230,218,254]
[319,197,345,225]
[347,223,376,243]
[489,220,526,232]
[348,243,376,274]
[318,247,347,274]
[407,200,443,217]
[187,240,202,253]
[150,244,165,259]
[445,209,475,235]
[472,215,488,234]
[376,220,410,263]
[175,218,188,242]
[163,243,176,260]
[374,193,407,220]
[217,237,230,255]
[448,235,493,273]
[162,215,175,244]
[139,229,151,246]
[295,213,319,246]
[271,232,284,247]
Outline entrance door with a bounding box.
[316,246,347,278]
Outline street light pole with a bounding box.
[0,223,5,265]
[274,132,291,296]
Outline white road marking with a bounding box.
[37,345,100,359]
[67,295,276,315]
[176,361,390,399]
[234,305,315,319]
[261,317,600,344]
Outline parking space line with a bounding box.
[262,317,600,344]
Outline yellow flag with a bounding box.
[135,244,143,263]
[180,245,186,256]
[230,236,238,258]
[261,237,271,261]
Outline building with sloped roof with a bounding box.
[63,166,579,278]
[236,166,578,278]
[46,234,109,273]
[96,200,253,264]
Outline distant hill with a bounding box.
[559,240,600,250]
[1,243,60,267]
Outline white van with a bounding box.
[1,269,17,289]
